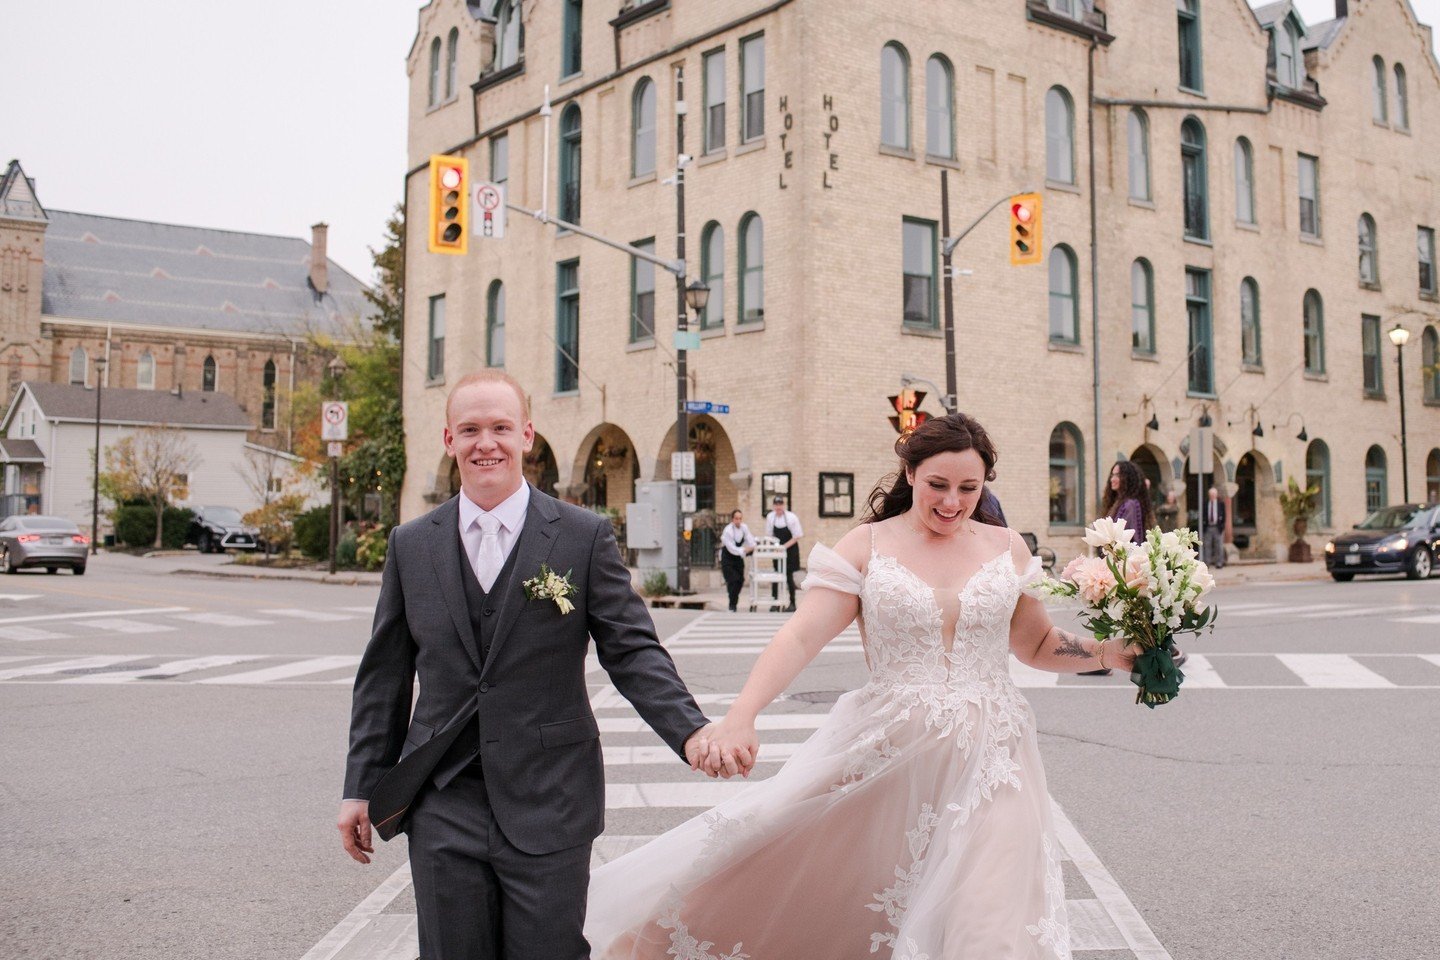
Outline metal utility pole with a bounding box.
[90,357,107,555]
[940,170,957,413]
[674,64,692,595]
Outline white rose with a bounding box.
[1083,517,1131,549]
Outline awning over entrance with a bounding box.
[0,438,45,464]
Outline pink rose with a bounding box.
[1075,558,1117,605]
[1061,556,1086,583]
[1123,554,1150,594]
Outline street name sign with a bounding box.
[684,401,729,414]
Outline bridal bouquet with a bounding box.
[1036,518,1218,707]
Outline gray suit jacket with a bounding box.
[344,486,708,854]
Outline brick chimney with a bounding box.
[309,222,329,295]
[1335,1,1351,17]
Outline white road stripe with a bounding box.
[1226,603,1353,618]
[75,618,175,634]
[667,645,865,655]
[0,625,70,641]
[602,743,801,765]
[0,655,149,681]
[172,612,274,628]
[599,713,829,733]
[1393,613,1440,624]
[606,781,751,808]
[337,606,380,614]
[1276,654,1395,688]
[1175,653,1226,688]
[0,593,40,601]
[298,862,413,960]
[0,606,189,626]
[262,608,357,622]
[60,654,266,684]
[1297,606,1396,619]
[1052,803,1173,959]
[198,656,361,685]
[1420,654,1440,670]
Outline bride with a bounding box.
[586,413,1134,959]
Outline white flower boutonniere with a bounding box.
[522,564,577,615]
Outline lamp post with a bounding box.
[674,279,709,595]
[327,355,348,576]
[90,356,107,555]
[1389,323,1411,501]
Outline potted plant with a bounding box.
[1278,478,1321,562]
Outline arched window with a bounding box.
[700,222,724,329]
[1048,244,1079,344]
[1128,108,1150,201]
[494,0,521,71]
[631,78,656,178]
[739,213,764,323]
[428,36,441,107]
[486,280,505,367]
[1048,423,1084,525]
[1365,446,1388,512]
[1131,259,1155,354]
[1426,448,1440,503]
[1181,117,1208,240]
[925,55,954,159]
[1178,0,1203,92]
[445,28,459,100]
[559,104,582,224]
[1303,289,1325,374]
[1394,64,1409,130]
[137,351,155,390]
[880,43,910,149]
[1276,20,1299,88]
[1373,55,1388,124]
[1423,325,1439,402]
[69,346,87,385]
[202,355,216,392]
[262,359,277,430]
[1306,439,1332,527]
[1234,137,1255,225]
[1045,86,1075,184]
[1358,213,1380,285]
[1240,277,1262,366]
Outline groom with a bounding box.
[338,370,717,960]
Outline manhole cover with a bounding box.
[61,663,159,676]
[786,690,845,705]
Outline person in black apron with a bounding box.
[765,496,803,611]
[719,509,756,612]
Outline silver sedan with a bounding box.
[0,515,89,575]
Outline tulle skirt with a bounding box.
[586,681,1071,960]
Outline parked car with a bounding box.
[0,515,88,574]
[1325,503,1440,581]
[186,506,260,553]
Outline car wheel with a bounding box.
[1407,549,1433,581]
[74,565,87,576]
[45,567,58,575]
[200,532,213,554]
[2,548,15,575]
[1330,572,1355,582]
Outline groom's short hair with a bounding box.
[446,370,531,423]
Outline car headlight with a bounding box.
[1380,538,1408,553]
[1324,541,1335,554]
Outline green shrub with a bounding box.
[114,506,155,548]
[356,526,389,571]
[293,506,331,559]
[336,529,359,569]
[642,570,670,597]
[161,508,193,549]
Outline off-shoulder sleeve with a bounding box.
[1016,555,1046,595]
[800,543,864,596]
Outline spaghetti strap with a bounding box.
[867,521,878,555]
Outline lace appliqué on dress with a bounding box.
[1025,835,1073,960]
[866,803,941,954]
[658,893,752,960]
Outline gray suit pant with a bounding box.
[1203,527,1227,567]
[407,762,592,960]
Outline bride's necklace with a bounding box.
[906,512,974,539]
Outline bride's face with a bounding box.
[906,449,987,536]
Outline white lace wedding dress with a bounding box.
[586,526,1070,960]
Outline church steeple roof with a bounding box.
[0,160,49,225]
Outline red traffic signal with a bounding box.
[428,155,469,255]
[1009,192,1043,266]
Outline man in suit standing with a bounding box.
[338,371,718,960]
[1203,485,1228,568]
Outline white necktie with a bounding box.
[476,513,504,592]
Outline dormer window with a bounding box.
[1274,20,1303,90]
[1048,0,1076,16]
[492,0,521,72]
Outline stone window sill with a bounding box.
[1303,371,1328,381]
[1128,197,1156,210]
[735,140,765,157]
[698,150,728,167]
[902,323,942,339]
[1048,340,1083,354]
[699,325,726,339]
[734,320,765,334]
[426,376,446,388]
[628,172,657,188]
[552,389,580,399]
[1300,234,1324,247]
[1046,180,1081,195]
[1242,362,1265,374]
[1235,220,1260,233]
[1363,390,1386,401]
[879,144,916,160]
[924,154,961,170]
[1184,235,1213,248]
[1359,280,1382,292]
[1131,351,1160,362]
[625,338,656,353]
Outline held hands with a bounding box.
[337,800,374,864]
[685,716,760,779]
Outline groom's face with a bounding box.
[444,381,535,507]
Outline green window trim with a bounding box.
[486,280,505,368]
[559,104,582,225]
[629,238,657,343]
[1303,289,1326,374]
[1186,267,1214,395]
[1181,118,1209,241]
[925,55,955,159]
[631,78,657,178]
[1240,277,1262,366]
[702,48,726,155]
[700,222,725,330]
[1048,244,1079,344]
[1306,440,1332,527]
[881,42,911,151]
[1131,258,1155,354]
[426,294,445,381]
[1365,445,1388,512]
[1048,422,1085,526]
[555,260,580,393]
[902,217,939,329]
[739,212,764,323]
[739,33,765,143]
[562,0,583,77]
[1178,0,1204,93]
[1362,314,1384,396]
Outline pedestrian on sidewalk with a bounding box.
[1203,486,1228,568]
[720,509,756,612]
[1157,489,1180,533]
[765,496,803,612]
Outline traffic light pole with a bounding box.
[673,65,693,595]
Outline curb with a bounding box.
[168,567,383,587]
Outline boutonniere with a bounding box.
[522,564,577,615]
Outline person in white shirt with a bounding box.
[765,496,804,611]
[719,509,756,612]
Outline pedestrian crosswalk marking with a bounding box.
[1276,654,1395,688]
[59,654,266,684]
[1175,653,1225,688]
[1394,613,1440,624]
[173,612,274,628]
[0,593,40,601]
[0,606,189,626]
[1422,655,1440,669]
[0,654,149,681]
[0,625,70,641]
[75,617,176,635]
[1226,603,1351,618]
[197,655,361,685]
[600,714,830,733]
[261,608,357,622]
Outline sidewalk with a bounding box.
[1209,557,1329,586]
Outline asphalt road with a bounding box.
[2,553,1437,959]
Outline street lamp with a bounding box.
[90,356,107,555]
[327,355,348,576]
[1389,323,1411,501]
[684,279,710,315]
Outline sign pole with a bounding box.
[674,64,692,596]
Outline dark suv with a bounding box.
[186,506,259,554]
[1324,504,1440,581]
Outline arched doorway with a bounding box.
[656,416,740,569]
[524,434,560,497]
[1233,449,1281,558]
[574,424,640,512]
[1128,443,1169,513]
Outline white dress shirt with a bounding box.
[765,510,803,540]
[458,482,530,585]
[721,523,756,557]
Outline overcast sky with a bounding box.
[4,1,1437,285]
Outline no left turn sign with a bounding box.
[321,401,349,441]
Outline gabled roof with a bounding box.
[1254,1,1307,33]
[0,160,48,225]
[41,211,371,339]
[5,381,252,431]
[1303,17,1346,51]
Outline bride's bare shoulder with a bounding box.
[831,523,873,571]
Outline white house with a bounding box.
[0,381,320,536]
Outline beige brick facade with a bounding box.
[400,0,1440,565]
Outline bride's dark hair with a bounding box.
[862,413,1001,525]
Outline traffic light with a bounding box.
[428,155,469,255]
[888,389,931,436]
[1008,192,1043,266]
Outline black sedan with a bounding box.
[186,506,260,553]
[1325,503,1440,581]
[0,515,88,574]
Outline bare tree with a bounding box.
[239,445,284,509]
[100,426,200,549]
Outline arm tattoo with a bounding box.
[1051,629,1090,659]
